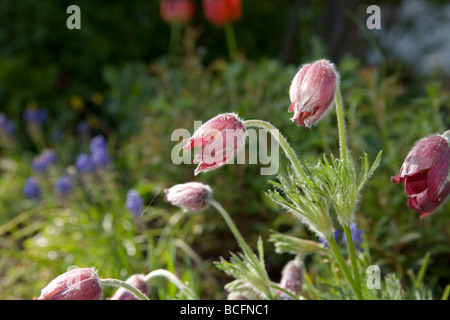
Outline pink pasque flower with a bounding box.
[109,274,148,300]
[165,182,212,212]
[184,113,246,175]
[160,0,195,24]
[35,268,102,300]
[391,131,450,218]
[288,59,339,128]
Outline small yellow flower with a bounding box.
[70,95,84,111]
[91,92,104,106]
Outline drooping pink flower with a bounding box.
[202,0,242,26]
[35,268,102,300]
[184,113,246,175]
[288,59,339,128]
[392,131,450,218]
[160,0,195,24]
[109,274,148,300]
[165,182,212,212]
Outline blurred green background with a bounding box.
[0,0,449,299]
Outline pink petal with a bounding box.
[404,170,429,195]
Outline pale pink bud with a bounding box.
[288,59,339,127]
[35,268,102,300]
[184,113,246,175]
[165,182,212,212]
[392,131,450,218]
[109,274,148,300]
[278,259,303,299]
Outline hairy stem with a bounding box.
[99,278,149,300]
[243,119,303,179]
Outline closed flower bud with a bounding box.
[289,59,339,127]
[202,0,242,26]
[392,131,450,218]
[109,274,148,300]
[184,113,246,175]
[165,182,212,212]
[160,0,195,24]
[35,268,102,300]
[278,259,303,299]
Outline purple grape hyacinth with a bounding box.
[32,149,58,173]
[75,153,96,173]
[55,176,73,196]
[23,108,48,126]
[342,223,364,252]
[89,135,110,169]
[126,189,144,217]
[0,113,15,136]
[23,177,41,201]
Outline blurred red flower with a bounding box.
[160,0,195,24]
[202,0,242,26]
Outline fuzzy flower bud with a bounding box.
[202,0,242,26]
[165,182,212,212]
[109,274,148,300]
[183,113,246,175]
[289,59,339,127]
[392,131,450,218]
[35,268,102,300]
[278,259,303,300]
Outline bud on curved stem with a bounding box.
[99,278,149,300]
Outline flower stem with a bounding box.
[206,196,252,255]
[224,23,237,61]
[142,269,198,300]
[343,223,363,298]
[99,278,149,300]
[243,119,303,179]
[169,22,182,62]
[326,236,363,300]
[334,88,348,162]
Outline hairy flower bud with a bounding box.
[392,131,450,218]
[109,274,148,300]
[35,268,102,300]
[184,113,246,175]
[289,59,339,127]
[278,259,303,299]
[165,182,212,212]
